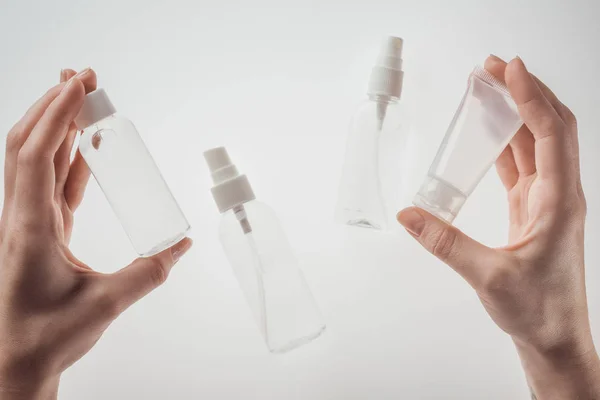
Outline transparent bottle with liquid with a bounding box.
[204,147,326,353]
[336,36,410,230]
[413,67,522,223]
[75,89,190,256]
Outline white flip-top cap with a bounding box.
[367,36,404,98]
[74,89,117,129]
[204,147,256,213]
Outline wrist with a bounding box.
[0,356,60,400]
[0,378,59,400]
[515,336,600,399]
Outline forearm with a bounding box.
[516,339,600,399]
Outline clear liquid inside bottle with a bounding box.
[336,95,408,230]
[219,200,326,353]
[79,115,190,256]
[414,67,522,223]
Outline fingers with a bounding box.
[4,69,97,215]
[63,151,91,211]
[528,71,581,187]
[495,145,518,190]
[505,57,568,180]
[485,56,536,178]
[61,69,77,82]
[509,125,536,176]
[59,69,97,211]
[3,85,63,214]
[397,207,503,289]
[106,238,193,311]
[55,68,97,193]
[14,78,86,210]
[486,55,568,122]
[486,57,520,190]
[530,74,569,122]
[484,54,507,80]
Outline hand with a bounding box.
[0,69,192,399]
[398,56,600,399]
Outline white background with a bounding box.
[1,0,599,398]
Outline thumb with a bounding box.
[397,207,499,289]
[108,238,193,310]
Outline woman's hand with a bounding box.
[0,69,192,399]
[398,56,600,399]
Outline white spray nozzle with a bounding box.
[368,36,405,98]
[204,146,240,185]
[377,36,403,70]
[204,147,256,214]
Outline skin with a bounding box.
[0,58,597,400]
[0,69,192,399]
[398,56,600,399]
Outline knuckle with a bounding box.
[572,196,587,222]
[580,195,588,217]
[17,145,51,167]
[537,115,564,137]
[559,193,587,222]
[6,127,23,152]
[428,226,458,261]
[53,108,74,129]
[481,265,513,296]
[92,285,122,319]
[563,105,577,126]
[148,257,170,287]
[16,147,36,167]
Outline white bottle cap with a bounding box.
[367,36,404,98]
[74,89,117,129]
[204,147,256,213]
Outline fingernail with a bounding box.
[75,67,91,78]
[60,69,67,82]
[397,208,426,237]
[512,55,528,71]
[489,54,504,62]
[172,238,193,263]
[62,76,80,92]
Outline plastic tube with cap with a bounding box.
[413,66,523,223]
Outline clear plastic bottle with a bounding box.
[414,67,522,223]
[204,147,325,353]
[75,89,190,256]
[336,36,410,230]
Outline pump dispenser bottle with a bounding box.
[205,147,325,353]
[75,89,190,256]
[336,36,410,230]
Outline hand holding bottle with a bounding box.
[398,56,600,398]
[0,69,192,399]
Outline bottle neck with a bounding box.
[367,94,399,104]
[233,204,253,234]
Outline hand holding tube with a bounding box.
[0,70,192,399]
[398,56,600,399]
